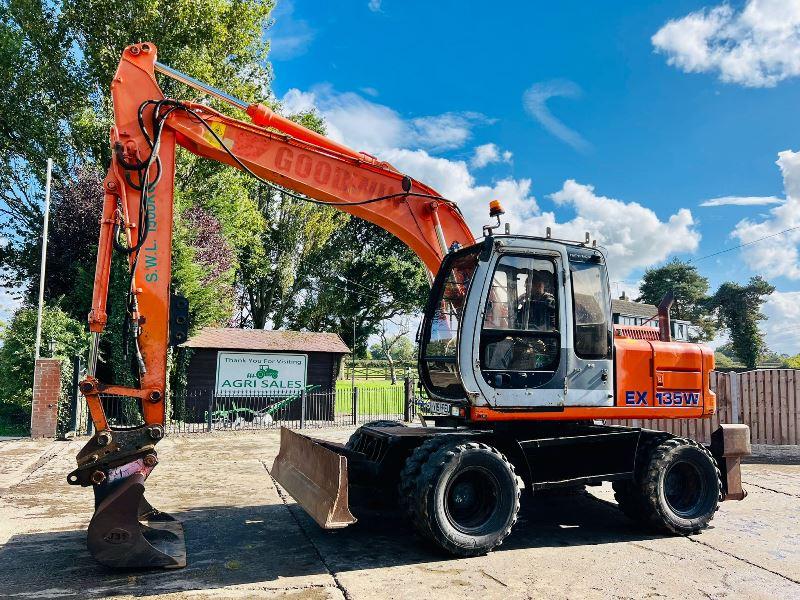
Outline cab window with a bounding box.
[570,258,612,359]
[420,247,481,398]
[480,255,560,389]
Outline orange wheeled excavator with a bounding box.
[70,43,750,568]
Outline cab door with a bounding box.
[564,251,614,407]
[468,245,568,408]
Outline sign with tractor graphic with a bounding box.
[215,351,307,396]
[255,364,279,379]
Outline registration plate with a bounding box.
[427,401,451,415]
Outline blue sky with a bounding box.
[267,0,800,353]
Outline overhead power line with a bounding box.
[689,225,800,264]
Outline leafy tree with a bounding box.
[713,351,738,370]
[0,1,276,384]
[231,110,347,329]
[288,218,429,356]
[237,185,346,329]
[0,305,88,427]
[637,259,716,341]
[0,0,90,263]
[716,341,789,368]
[172,193,237,330]
[758,348,788,366]
[708,277,775,370]
[369,333,416,362]
[371,320,414,384]
[786,354,800,369]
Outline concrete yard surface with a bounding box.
[0,428,798,599]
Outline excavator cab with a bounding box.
[419,234,614,413]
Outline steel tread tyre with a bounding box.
[408,441,521,557]
[640,437,722,535]
[613,432,670,523]
[345,420,406,450]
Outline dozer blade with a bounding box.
[87,472,186,569]
[271,427,356,529]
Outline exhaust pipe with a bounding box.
[658,291,675,342]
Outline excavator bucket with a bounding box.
[271,427,356,529]
[87,472,186,569]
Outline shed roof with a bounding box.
[611,298,658,319]
[183,328,350,353]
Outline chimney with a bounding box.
[619,291,627,300]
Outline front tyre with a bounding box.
[408,441,520,557]
[345,420,406,450]
[641,438,721,535]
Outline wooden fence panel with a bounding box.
[608,369,800,445]
[790,370,797,445]
[779,371,789,444]
[741,371,751,436]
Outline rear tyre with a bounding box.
[614,433,670,523]
[345,420,406,450]
[640,438,721,534]
[406,441,520,557]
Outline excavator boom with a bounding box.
[70,42,474,569]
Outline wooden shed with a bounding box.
[183,328,350,391]
[180,328,350,421]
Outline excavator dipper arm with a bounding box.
[69,43,474,569]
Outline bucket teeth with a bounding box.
[87,473,186,569]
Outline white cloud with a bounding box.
[382,148,538,232]
[523,80,590,152]
[368,0,382,12]
[524,181,700,279]
[470,143,513,169]
[762,291,800,354]
[267,0,315,60]
[731,150,800,279]
[281,87,699,279]
[652,0,800,87]
[701,195,784,207]
[281,85,490,152]
[359,86,379,97]
[609,279,643,302]
[0,277,23,326]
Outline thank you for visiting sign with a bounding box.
[215,351,307,396]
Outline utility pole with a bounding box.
[34,158,53,359]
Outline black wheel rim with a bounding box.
[664,460,706,517]
[444,466,501,533]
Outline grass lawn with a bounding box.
[334,379,405,415]
[335,379,400,390]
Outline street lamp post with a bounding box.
[34,158,53,360]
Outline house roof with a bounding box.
[611,298,658,319]
[183,328,351,354]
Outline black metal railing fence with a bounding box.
[73,379,425,435]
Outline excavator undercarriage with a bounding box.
[273,421,750,554]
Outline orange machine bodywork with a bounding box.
[471,333,715,423]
